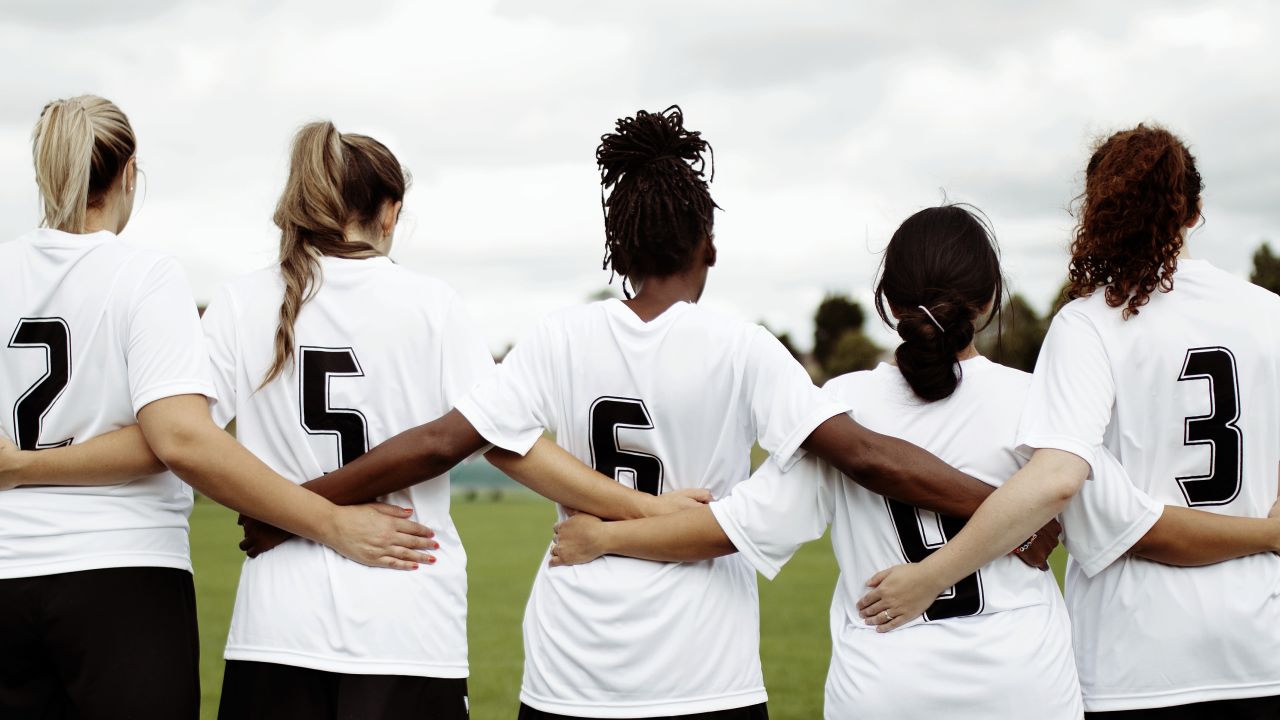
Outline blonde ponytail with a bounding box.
[31,95,135,233]
[261,121,408,387]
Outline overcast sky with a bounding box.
[3,0,1277,351]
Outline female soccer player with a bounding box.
[859,126,1280,718]
[240,107,1061,719]
[547,204,1280,719]
[0,97,434,719]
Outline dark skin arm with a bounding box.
[1127,504,1280,566]
[801,414,1059,568]
[242,409,703,556]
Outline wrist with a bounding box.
[597,520,620,556]
[635,492,661,520]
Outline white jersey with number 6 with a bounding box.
[201,255,494,678]
[0,229,214,579]
[1019,258,1280,712]
[455,298,848,718]
[711,357,1090,720]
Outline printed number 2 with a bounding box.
[9,318,74,450]
[589,397,663,495]
[299,346,369,468]
[1176,347,1243,507]
[885,499,984,620]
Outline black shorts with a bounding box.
[517,701,769,720]
[1086,694,1280,720]
[218,660,470,720]
[0,565,200,720]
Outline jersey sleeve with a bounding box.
[126,257,218,415]
[440,294,497,408]
[709,455,836,580]
[1059,448,1163,577]
[1016,308,1115,476]
[200,286,239,428]
[454,320,555,456]
[745,326,850,470]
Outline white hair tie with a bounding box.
[918,305,945,333]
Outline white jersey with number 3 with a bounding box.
[456,299,848,718]
[1020,258,1280,711]
[0,229,214,579]
[201,256,494,678]
[710,358,1087,720]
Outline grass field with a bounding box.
[191,495,1067,720]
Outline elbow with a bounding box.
[1043,472,1086,516]
[146,423,207,478]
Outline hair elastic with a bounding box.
[918,305,945,333]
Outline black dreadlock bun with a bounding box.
[596,105,718,294]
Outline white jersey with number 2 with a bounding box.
[456,298,848,718]
[201,256,494,678]
[1020,258,1280,712]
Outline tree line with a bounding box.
[776,241,1280,383]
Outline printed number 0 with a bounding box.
[884,498,984,621]
[589,397,663,496]
[9,318,74,451]
[299,346,369,468]
[1176,346,1243,507]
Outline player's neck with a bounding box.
[623,273,703,323]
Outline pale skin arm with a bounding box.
[0,425,163,489]
[549,505,734,566]
[135,394,436,570]
[858,450,1280,632]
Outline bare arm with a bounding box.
[857,448,1087,631]
[0,425,164,489]
[1130,504,1280,566]
[549,506,735,566]
[801,414,997,519]
[137,394,434,569]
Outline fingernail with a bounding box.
[431,542,440,550]
[427,556,437,564]
[410,563,419,570]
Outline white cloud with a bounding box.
[1,0,1277,352]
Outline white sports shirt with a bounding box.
[1021,258,1280,711]
[0,229,214,579]
[202,255,493,678]
[711,357,1087,719]
[455,298,848,717]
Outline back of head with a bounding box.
[874,205,1004,402]
[596,106,718,295]
[31,95,136,233]
[1069,123,1202,319]
[264,121,409,386]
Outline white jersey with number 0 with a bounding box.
[0,229,214,579]
[202,256,494,678]
[711,357,1088,719]
[1020,258,1280,711]
[455,298,848,718]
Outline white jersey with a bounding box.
[0,229,214,579]
[711,358,1085,719]
[202,255,493,678]
[1021,258,1280,711]
[455,298,848,717]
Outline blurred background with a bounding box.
[4,0,1280,364]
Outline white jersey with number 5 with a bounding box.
[711,358,1089,720]
[201,256,494,678]
[1020,258,1280,711]
[0,229,214,579]
[455,298,848,718]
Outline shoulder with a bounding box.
[822,364,894,404]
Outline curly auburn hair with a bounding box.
[1068,123,1203,319]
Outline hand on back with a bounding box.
[240,503,439,571]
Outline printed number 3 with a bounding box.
[1176,346,1243,506]
[9,317,74,451]
[589,396,663,496]
[299,346,369,468]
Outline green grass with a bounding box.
[192,495,1067,720]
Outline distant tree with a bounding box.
[813,294,866,373]
[588,286,622,302]
[977,293,1046,373]
[1251,242,1280,295]
[822,330,883,379]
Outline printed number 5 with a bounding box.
[299,346,369,468]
